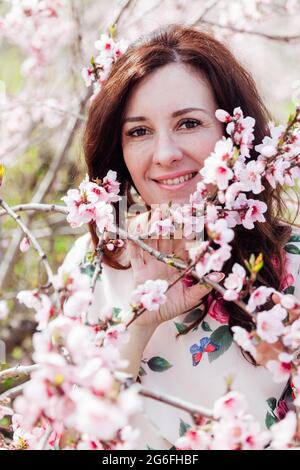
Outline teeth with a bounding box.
[159,172,195,185]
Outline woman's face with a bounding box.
[121,63,224,206]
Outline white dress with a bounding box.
[61,226,300,449]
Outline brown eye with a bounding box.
[128,127,149,137]
[179,119,201,129]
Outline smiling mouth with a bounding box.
[153,171,198,187]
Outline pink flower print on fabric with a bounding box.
[207,292,229,324]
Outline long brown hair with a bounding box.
[83,24,291,335]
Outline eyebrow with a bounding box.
[122,107,209,124]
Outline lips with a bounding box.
[152,171,199,191]
[152,170,198,183]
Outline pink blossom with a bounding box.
[234,159,265,194]
[255,124,285,158]
[95,201,115,233]
[224,263,246,300]
[233,193,267,229]
[130,279,168,311]
[200,138,234,190]
[283,319,300,349]
[104,324,129,348]
[62,188,95,228]
[225,107,255,158]
[20,236,30,252]
[215,109,232,123]
[270,411,297,449]
[211,416,270,450]
[232,326,257,358]
[207,218,234,246]
[175,428,211,450]
[247,286,275,313]
[256,304,287,343]
[213,391,248,419]
[266,353,293,383]
[17,290,55,330]
[70,388,127,441]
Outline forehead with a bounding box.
[124,63,217,116]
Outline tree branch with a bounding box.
[0,364,40,382]
[192,17,300,43]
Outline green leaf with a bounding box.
[265,411,278,429]
[208,325,233,363]
[179,419,191,437]
[174,322,188,334]
[183,308,203,324]
[201,321,212,332]
[284,244,300,255]
[289,234,300,243]
[283,285,295,295]
[266,397,277,412]
[147,356,173,372]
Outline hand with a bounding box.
[126,212,224,327]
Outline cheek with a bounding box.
[122,147,149,193]
[182,129,222,164]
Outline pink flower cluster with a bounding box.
[11,307,141,449]
[62,172,121,234]
[175,390,297,450]
[81,33,128,98]
[0,0,74,77]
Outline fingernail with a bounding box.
[207,272,225,282]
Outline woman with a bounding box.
[63,25,300,449]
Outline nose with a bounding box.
[152,131,183,166]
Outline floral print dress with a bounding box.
[62,225,300,450]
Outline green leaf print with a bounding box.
[283,286,295,295]
[208,325,233,363]
[179,419,191,437]
[284,244,300,255]
[147,356,173,372]
[265,396,279,429]
[174,321,188,334]
[201,321,212,332]
[288,234,300,243]
[183,308,203,324]
[266,397,277,412]
[265,411,277,429]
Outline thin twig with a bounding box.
[0,203,68,218]
[192,17,300,43]
[0,364,40,381]
[189,0,221,25]
[0,199,58,301]
[0,383,26,401]
[111,0,135,27]
[138,384,214,422]
[90,232,105,293]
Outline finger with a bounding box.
[140,237,158,265]
[182,278,214,310]
[127,240,145,270]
